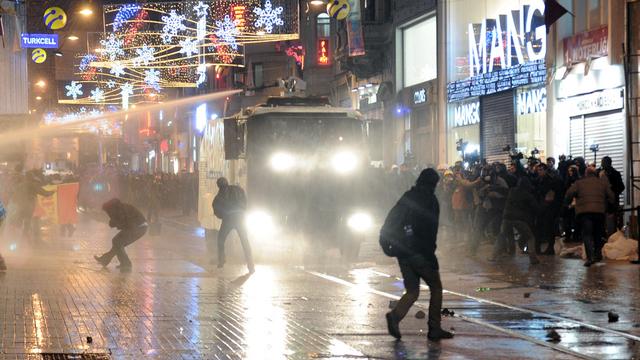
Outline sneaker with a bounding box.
[427,328,454,340]
[385,312,402,339]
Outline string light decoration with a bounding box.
[61,0,299,108]
[65,81,83,100]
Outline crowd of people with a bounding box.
[430,154,625,266]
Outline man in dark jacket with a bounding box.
[492,177,540,265]
[598,156,625,230]
[534,164,564,255]
[385,168,453,341]
[94,198,147,270]
[14,170,55,239]
[212,177,254,273]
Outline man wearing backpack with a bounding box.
[382,168,453,341]
[212,177,255,273]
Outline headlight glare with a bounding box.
[245,209,276,235]
[347,212,373,233]
[331,151,358,174]
[270,152,296,172]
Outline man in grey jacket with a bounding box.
[565,167,616,267]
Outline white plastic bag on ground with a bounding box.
[602,231,638,261]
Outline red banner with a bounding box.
[563,26,608,65]
[57,183,79,225]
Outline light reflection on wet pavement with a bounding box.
[0,216,638,359]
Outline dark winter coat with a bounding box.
[565,176,616,215]
[103,200,146,230]
[502,182,541,226]
[212,185,247,220]
[392,186,440,268]
[598,166,625,199]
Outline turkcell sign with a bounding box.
[21,33,59,49]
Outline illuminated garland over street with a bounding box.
[60,0,299,110]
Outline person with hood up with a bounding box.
[212,177,254,273]
[384,168,454,341]
[94,198,147,270]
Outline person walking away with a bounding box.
[565,167,616,267]
[597,156,625,232]
[384,168,453,341]
[94,198,147,270]
[491,177,540,265]
[212,177,254,273]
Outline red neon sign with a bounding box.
[318,38,329,65]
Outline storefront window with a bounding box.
[316,13,330,38]
[516,86,547,157]
[446,98,480,163]
[402,16,437,87]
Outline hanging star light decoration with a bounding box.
[254,0,284,34]
[100,33,125,61]
[65,81,83,100]
[90,87,105,103]
[161,10,187,44]
[110,61,126,77]
[194,1,209,17]
[106,80,116,89]
[133,44,156,66]
[144,69,161,91]
[215,15,240,50]
[79,54,98,72]
[179,38,199,57]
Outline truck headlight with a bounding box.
[331,151,358,174]
[270,152,296,172]
[347,212,373,233]
[246,209,276,235]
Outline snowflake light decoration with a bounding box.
[215,15,240,50]
[89,109,102,117]
[196,63,207,86]
[100,34,124,61]
[133,44,156,67]
[161,10,187,44]
[90,87,105,103]
[106,80,116,89]
[254,0,284,34]
[120,82,134,109]
[179,39,199,57]
[194,1,209,17]
[113,4,141,32]
[144,69,161,91]
[79,54,98,72]
[110,61,126,77]
[65,81,83,100]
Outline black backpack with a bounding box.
[379,201,412,257]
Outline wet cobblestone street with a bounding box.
[0,215,638,359]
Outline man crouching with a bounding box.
[95,198,147,270]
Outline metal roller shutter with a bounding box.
[481,90,515,164]
[570,111,625,201]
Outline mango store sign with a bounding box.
[453,100,480,128]
[447,0,547,102]
[21,33,59,49]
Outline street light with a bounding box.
[67,35,79,41]
[54,51,63,57]
[35,80,46,88]
[79,8,93,16]
[35,96,42,100]
[310,0,326,5]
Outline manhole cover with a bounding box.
[41,354,110,360]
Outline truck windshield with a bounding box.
[247,113,363,153]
